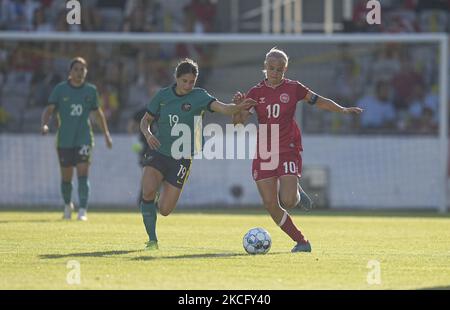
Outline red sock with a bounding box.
[279,211,307,243]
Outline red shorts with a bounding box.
[252,151,302,181]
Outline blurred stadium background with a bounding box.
[0,0,448,212]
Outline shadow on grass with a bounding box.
[40,249,293,261]
[132,251,287,261]
[40,250,140,259]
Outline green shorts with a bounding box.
[143,150,192,189]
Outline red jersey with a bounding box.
[247,78,309,155]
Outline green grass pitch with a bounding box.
[0,209,449,289]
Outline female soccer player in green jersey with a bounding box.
[139,58,256,250]
[41,57,113,221]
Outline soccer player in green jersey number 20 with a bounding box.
[41,57,113,221]
[139,58,256,250]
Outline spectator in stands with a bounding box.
[383,10,418,33]
[380,0,418,33]
[184,0,217,33]
[357,80,397,131]
[413,106,438,134]
[370,43,402,83]
[417,0,450,32]
[160,0,190,32]
[127,74,160,109]
[9,43,43,73]
[28,59,61,108]
[334,56,364,104]
[103,60,122,89]
[349,0,370,32]
[3,0,39,31]
[80,1,101,31]
[0,0,9,29]
[32,5,54,32]
[407,83,439,133]
[97,79,120,130]
[391,53,424,111]
[123,0,156,32]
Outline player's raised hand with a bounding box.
[145,134,161,150]
[238,98,257,111]
[343,107,363,114]
[41,124,49,135]
[233,91,245,105]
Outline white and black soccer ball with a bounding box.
[243,227,271,254]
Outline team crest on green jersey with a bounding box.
[84,95,93,103]
[181,103,192,112]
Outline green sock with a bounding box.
[140,199,157,242]
[78,176,90,210]
[61,181,72,205]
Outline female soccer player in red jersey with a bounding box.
[233,48,363,252]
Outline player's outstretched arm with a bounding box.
[94,108,113,149]
[41,104,55,135]
[210,98,257,116]
[140,112,160,150]
[304,91,363,114]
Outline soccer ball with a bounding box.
[243,227,271,254]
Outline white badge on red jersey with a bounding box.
[259,97,266,104]
[280,93,290,103]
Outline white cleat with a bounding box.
[63,202,74,220]
[77,208,88,221]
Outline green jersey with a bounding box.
[146,85,216,158]
[48,81,99,148]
